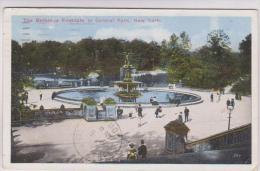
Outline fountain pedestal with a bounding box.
[114,54,142,99]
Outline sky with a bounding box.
[12,16,251,51]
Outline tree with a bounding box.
[239,34,251,75]
[11,40,28,121]
[204,30,237,89]
[161,32,192,84]
[163,30,239,89]
[231,34,251,95]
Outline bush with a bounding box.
[231,76,251,96]
[60,104,65,110]
[82,97,97,105]
[103,98,116,105]
[39,105,44,110]
[116,90,141,98]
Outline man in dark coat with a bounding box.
[40,93,43,101]
[138,139,147,159]
[51,91,56,100]
[210,93,214,102]
[226,99,231,109]
[137,104,143,117]
[178,112,183,122]
[231,98,235,108]
[155,106,162,118]
[184,107,189,122]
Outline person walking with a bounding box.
[138,139,147,159]
[117,107,123,119]
[210,93,214,102]
[217,92,221,102]
[178,112,183,123]
[51,91,56,100]
[226,98,231,109]
[40,93,43,101]
[155,106,162,118]
[184,107,189,122]
[137,104,143,117]
[176,99,181,107]
[231,98,235,109]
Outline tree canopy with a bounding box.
[11,30,252,120]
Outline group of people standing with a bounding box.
[210,92,222,102]
[136,104,162,119]
[210,92,236,110]
[226,98,235,109]
[119,103,191,121]
[178,107,190,123]
[127,139,147,160]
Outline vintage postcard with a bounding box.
[2,8,258,171]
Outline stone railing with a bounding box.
[185,124,251,153]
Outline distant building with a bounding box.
[164,120,190,154]
[33,75,80,88]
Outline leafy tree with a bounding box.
[231,34,251,95]
[239,34,251,75]
[161,32,192,84]
[11,40,29,121]
[204,30,237,89]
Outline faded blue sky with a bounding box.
[12,16,251,51]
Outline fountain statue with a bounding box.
[114,53,142,100]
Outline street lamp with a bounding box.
[227,105,234,130]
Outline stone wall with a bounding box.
[185,124,251,152]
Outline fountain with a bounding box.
[54,54,202,105]
[114,54,142,100]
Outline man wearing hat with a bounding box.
[138,139,147,159]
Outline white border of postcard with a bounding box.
[2,8,259,171]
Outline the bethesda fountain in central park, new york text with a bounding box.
[114,54,142,102]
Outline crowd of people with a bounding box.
[210,91,236,111]
[116,100,192,123]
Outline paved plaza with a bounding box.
[13,87,251,163]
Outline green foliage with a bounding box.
[161,32,192,84]
[20,106,34,121]
[82,97,97,105]
[103,98,116,105]
[239,34,251,75]
[20,38,161,79]
[196,30,238,89]
[116,90,141,98]
[231,76,251,95]
[163,30,246,90]
[207,30,231,49]
[12,40,32,121]
[231,34,252,95]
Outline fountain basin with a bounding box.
[54,87,202,106]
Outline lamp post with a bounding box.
[227,105,234,130]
